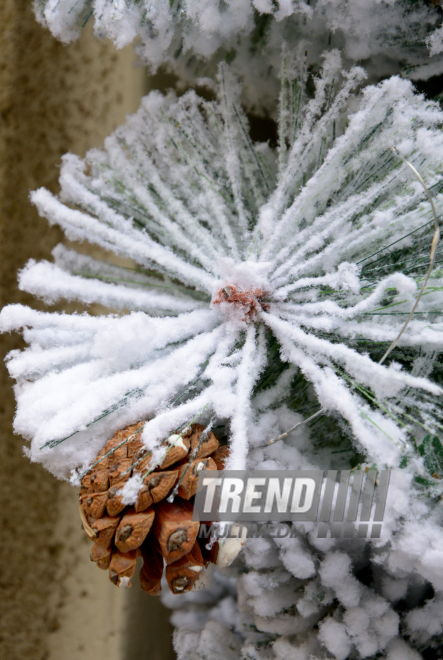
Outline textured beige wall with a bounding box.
[0,4,174,659]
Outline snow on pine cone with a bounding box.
[79,422,228,595]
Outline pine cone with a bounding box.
[79,422,228,595]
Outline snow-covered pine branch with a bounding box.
[2,52,443,479]
[33,1,443,112]
[2,52,443,658]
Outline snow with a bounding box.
[319,618,352,660]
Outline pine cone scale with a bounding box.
[135,470,178,512]
[88,515,120,548]
[114,508,155,552]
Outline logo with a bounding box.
[193,470,390,539]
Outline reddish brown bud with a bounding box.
[212,284,269,320]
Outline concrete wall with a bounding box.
[0,4,174,659]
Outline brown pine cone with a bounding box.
[79,421,226,595]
